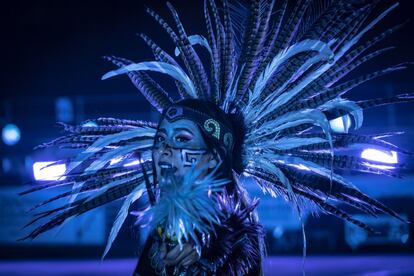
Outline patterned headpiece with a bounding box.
[163,100,235,154]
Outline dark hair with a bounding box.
[162,99,246,178]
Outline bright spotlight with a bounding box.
[361,149,398,164]
[2,124,21,146]
[33,161,67,181]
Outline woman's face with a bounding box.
[152,119,217,180]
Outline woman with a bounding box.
[134,99,265,275]
[22,1,412,275]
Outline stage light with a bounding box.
[2,124,21,146]
[33,161,67,181]
[272,226,284,239]
[329,115,351,133]
[361,149,398,164]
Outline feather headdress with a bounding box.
[21,0,413,257]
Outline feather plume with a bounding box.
[102,61,197,98]
[133,164,229,255]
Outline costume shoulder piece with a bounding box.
[21,0,413,258]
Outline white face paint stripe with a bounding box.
[180,149,208,167]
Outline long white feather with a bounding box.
[102,182,147,259]
[101,61,197,98]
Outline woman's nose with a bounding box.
[160,143,172,157]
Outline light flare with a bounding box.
[33,161,67,181]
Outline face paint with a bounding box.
[180,149,208,167]
[152,119,213,180]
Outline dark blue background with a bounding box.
[1,1,414,274]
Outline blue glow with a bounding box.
[2,158,12,173]
[33,161,67,181]
[55,97,74,123]
[362,162,395,170]
[401,234,409,244]
[82,121,98,127]
[361,149,398,164]
[2,124,21,146]
[272,226,284,238]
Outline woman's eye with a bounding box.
[155,135,165,142]
[175,135,191,143]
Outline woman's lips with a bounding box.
[158,162,178,174]
[158,161,173,169]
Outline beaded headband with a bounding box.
[163,105,234,154]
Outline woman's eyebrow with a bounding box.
[174,127,194,134]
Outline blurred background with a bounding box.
[1,0,414,275]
